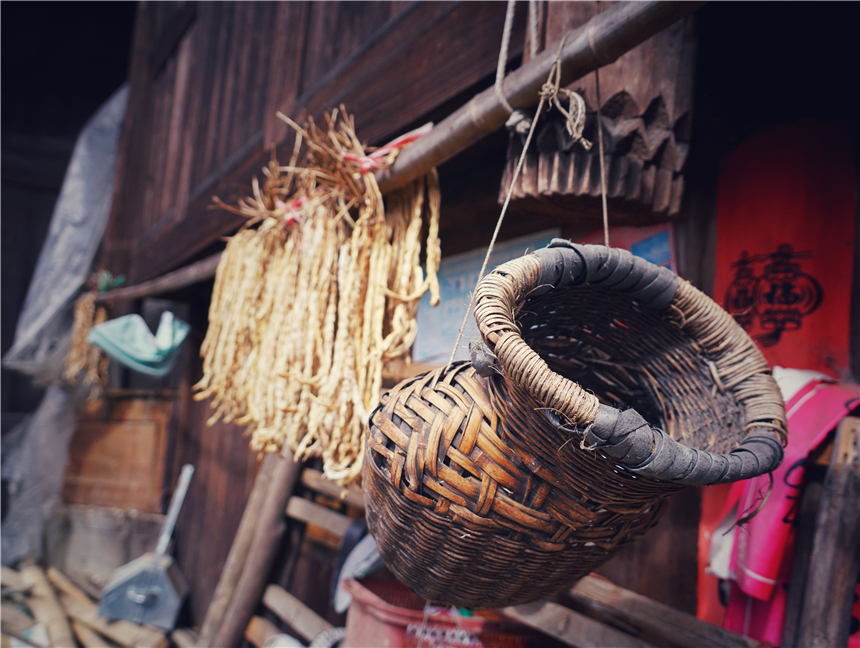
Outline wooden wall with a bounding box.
[103,1,525,285]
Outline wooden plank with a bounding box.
[198,453,278,645]
[503,600,656,648]
[300,468,366,512]
[45,567,92,605]
[568,575,758,648]
[71,620,116,648]
[123,1,526,282]
[171,369,259,626]
[19,566,74,648]
[782,476,823,648]
[59,596,165,648]
[1,566,25,591]
[101,1,157,279]
[593,487,699,614]
[792,416,860,648]
[0,603,35,637]
[261,584,333,643]
[169,628,198,648]
[300,1,398,96]
[286,497,352,539]
[263,3,309,145]
[0,628,44,648]
[244,616,281,648]
[149,2,197,75]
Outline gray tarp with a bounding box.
[2,386,75,566]
[2,85,127,566]
[3,84,128,384]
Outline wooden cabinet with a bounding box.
[62,395,174,513]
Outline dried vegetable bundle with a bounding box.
[63,291,109,401]
[194,110,440,484]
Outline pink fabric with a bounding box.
[731,381,859,600]
[723,380,859,644]
[725,533,794,643]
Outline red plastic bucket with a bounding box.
[342,579,533,648]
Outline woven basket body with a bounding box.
[366,241,787,609]
[365,363,666,609]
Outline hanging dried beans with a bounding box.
[193,110,440,484]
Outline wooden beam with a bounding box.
[782,477,823,648]
[244,616,282,648]
[210,451,304,648]
[96,252,221,303]
[299,468,365,512]
[503,599,656,648]
[45,567,93,605]
[261,585,333,644]
[376,1,706,193]
[568,575,758,648]
[791,416,860,648]
[286,496,352,539]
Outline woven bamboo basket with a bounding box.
[365,240,786,609]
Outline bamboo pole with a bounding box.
[375,0,705,193]
[95,252,221,303]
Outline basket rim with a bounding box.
[472,239,786,486]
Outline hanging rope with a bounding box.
[447,30,581,369]
[595,66,610,247]
[538,33,591,149]
[447,20,614,366]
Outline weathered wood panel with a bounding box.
[171,345,260,626]
[299,1,402,97]
[62,397,174,513]
[104,1,524,283]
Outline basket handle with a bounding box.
[530,239,679,309]
[472,239,784,486]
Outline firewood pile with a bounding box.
[0,565,195,648]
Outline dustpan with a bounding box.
[99,465,193,630]
[365,240,786,609]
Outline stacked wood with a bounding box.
[499,4,695,223]
[203,460,355,648]
[0,564,201,648]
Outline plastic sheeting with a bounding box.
[2,85,127,566]
[1,385,76,566]
[3,84,128,385]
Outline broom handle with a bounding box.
[153,464,194,566]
